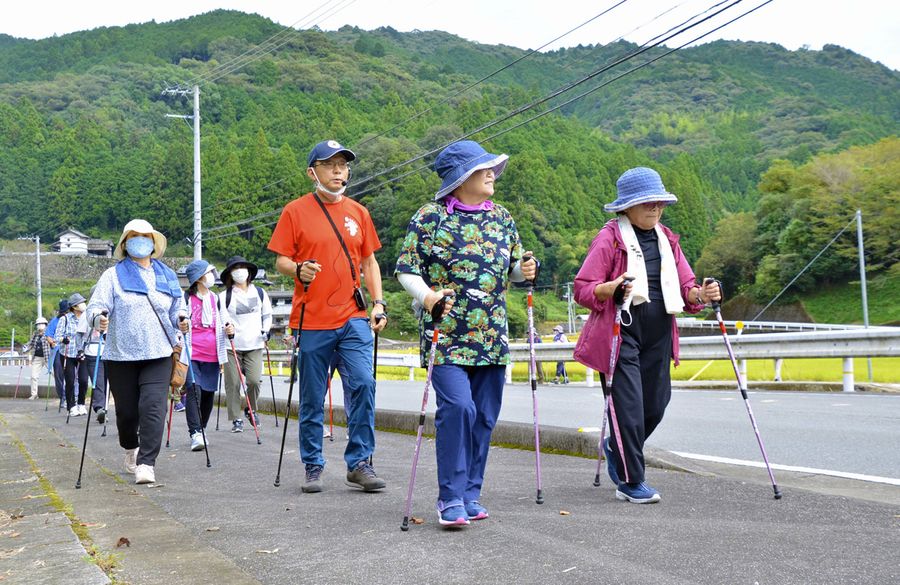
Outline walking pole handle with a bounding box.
[296,259,318,285]
[522,254,540,287]
[430,293,453,322]
[613,276,634,307]
[703,277,723,310]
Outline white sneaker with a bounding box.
[134,464,155,484]
[190,432,206,451]
[78,405,88,415]
[70,406,81,417]
[123,448,139,474]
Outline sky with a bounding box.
[2,1,898,71]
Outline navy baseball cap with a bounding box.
[307,140,356,168]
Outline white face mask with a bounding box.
[311,168,347,197]
[202,273,216,288]
[37,325,46,332]
[75,302,86,313]
[231,268,249,284]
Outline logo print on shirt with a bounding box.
[344,216,359,237]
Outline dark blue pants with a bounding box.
[431,364,505,509]
[298,318,375,470]
[607,301,672,485]
[83,355,107,412]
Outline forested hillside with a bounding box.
[1,10,897,302]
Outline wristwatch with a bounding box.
[373,299,388,310]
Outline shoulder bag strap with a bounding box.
[313,194,359,286]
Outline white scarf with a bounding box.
[196,291,214,327]
[617,216,684,317]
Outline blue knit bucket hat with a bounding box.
[604,167,678,213]
[433,140,508,200]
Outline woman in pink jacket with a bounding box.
[573,167,720,504]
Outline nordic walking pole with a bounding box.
[706,278,781,499]
[402,293,452,532]
[13,363,23,399]
[522,255,544,504]
[275,264,315,487]
[592,276,633,487]
[215,368,223,431]
[76,312,106,489]
[165,392,175,448]
[264,343,279,427]
[180,317,211,468]
[63,347,71,423]
[368,313,386,466]
[326,367,334,441]
[227,335,261,445]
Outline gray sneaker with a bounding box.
[302,465,324,493]
[345,461,386,492]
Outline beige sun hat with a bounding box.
[113,219,167,260]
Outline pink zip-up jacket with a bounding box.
[573,219,704,374]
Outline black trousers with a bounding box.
[105,357,170,467]
[185,386,216,436]
[83,355,108,412]
[607,301,673,485]
[63,357,89,409]
[53,350,65,400]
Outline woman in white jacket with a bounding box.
[218,256,272,433]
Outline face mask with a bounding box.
[311,168,347,197]
[125,236,154,258]
[75,302,86,313]
[37,325,46,332]
[231,268,249,284]
[202,273,216,288]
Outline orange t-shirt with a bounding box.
[268,193,381,330]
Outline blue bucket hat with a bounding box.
[307,140,356,168]
[604,167,678,213]
[185,259,215,286]
[433,140,508,201]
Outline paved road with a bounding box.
[3,365,897,481]
[3,399,898,585]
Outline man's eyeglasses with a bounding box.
[315,161,350,171]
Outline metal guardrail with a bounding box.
[676,317,892,333]
[258,327,898,390]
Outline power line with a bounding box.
[752,214,856,322]
[204,0,737,226]
[201,1,635,216]
[206,0,773,242]
[189,0,347,86]
[339,0,751,200]
[199,0,358,86]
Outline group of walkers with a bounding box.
[21,136,721,528]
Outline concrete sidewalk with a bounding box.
[0,397,897,584]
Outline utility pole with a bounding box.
[162,84,202,260]
[35,236,42,319]
[16,235,43,318]
[856,209,872,381]
[565,282,576,334]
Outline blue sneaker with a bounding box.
[436,502,469,527]
[616,481,661,504]
[465,501,489,520]
[603,437,620,486]
[173,400,185,413]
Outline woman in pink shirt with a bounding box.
[183,260,233,452]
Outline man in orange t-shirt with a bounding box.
[268,139,388,494]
